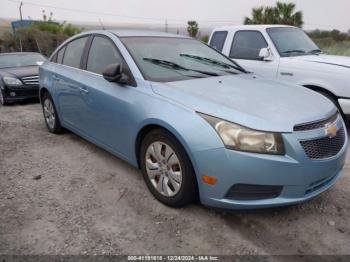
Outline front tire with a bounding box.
[140,129,198,207]
[42,92,64,134]
[0,89,8,106]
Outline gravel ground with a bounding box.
[0,101,350,256]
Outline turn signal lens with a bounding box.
[202,175,217,185]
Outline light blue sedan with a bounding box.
[39,30,347,209]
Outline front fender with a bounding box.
[132,108,225,174]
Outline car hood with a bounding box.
[291,54,350,68]
[0,66,39,78]
[151,74,336,132]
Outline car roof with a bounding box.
[111,29,189,38]
[213,24,296,31]
[77,29,190,38]
[0,52,42,56]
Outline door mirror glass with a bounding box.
[102,63,129,84]
[259,47,273,61]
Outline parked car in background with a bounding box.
[40,30,347,209]
[209,25,350,118]
[0,52,45,105]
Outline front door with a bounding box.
[75,35,137,153]
[228,30,279,79]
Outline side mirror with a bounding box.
[259,47,273,61]
[102,63,129,84]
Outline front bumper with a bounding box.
[192,117,348,209]
[2,85,39,101]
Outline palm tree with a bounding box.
[187,20,199,38]
[244,2,303,27]
[275,2,303,27]
[244,7,278,25]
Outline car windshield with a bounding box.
[0,53,46,69]
[266,27,321,57]
[121,37,246,82]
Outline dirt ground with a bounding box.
[0,101,350,256]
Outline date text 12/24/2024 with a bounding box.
[127,255,219,261]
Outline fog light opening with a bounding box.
[10,92,16,97]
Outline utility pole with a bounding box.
[18,1,23,52]
[19,1,23,24]
[165,20,168,33]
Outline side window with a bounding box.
[209,31,228,52]
[87,36,123,75]
[62,37,88,68]
[56,46,66,64]
[229,31,268,60]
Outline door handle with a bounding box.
[79,87,89,95]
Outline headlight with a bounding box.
[199,113,285,155]
[3,77,22,86]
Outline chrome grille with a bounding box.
[294,113,339,131]
[300,127,346,160]
[21,75,39,86]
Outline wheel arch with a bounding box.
[135,122,192,168]
[303,84,343,113]
[39,87,49,104]
[303,84,338,100]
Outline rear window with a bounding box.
[209,31,228,52]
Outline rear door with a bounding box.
[228,30,279,79]
[54,36,91,128]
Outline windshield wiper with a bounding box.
[308,49,322,54]
[143,58,220,77]
[282,50,306,54]
[179,53,248,73]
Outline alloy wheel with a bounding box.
[145,141,183,197]
[43,98,56,129]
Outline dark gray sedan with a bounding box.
[0,52,46,105]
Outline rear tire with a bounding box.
[42,92,64,134]
[140,129,198,207]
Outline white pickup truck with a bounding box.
[209,25,350,118]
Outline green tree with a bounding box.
[0,18,82,55]
[187,20,199,38]
[244,2,303,27]
[200,35,209,44]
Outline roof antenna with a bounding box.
[99,18,106,30]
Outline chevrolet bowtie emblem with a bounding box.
[325,124,338,138]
